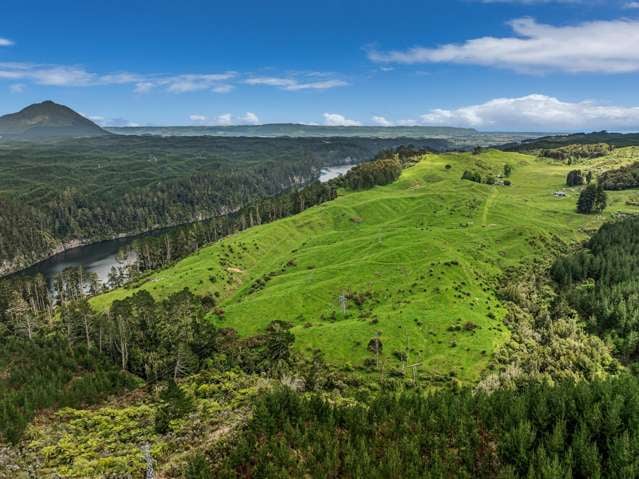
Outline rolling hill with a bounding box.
[0,100,109,140]
[93,149,639,383]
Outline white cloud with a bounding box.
[479,0,583,3]
[419,94,639,130]
[216,113,233,126]
[369,18,639,73]
[98,117,140,127]
[162,73,237,93]
[240,112,260,124]
[323,113,361,126]
[134,82,154,93]
[0,62,345,95]
[624,1,639,8]
[212,84,234,93]
[0,38,13,46]
[9,83,24,93]
[372,115,393,126]
[0,62,237,93]
[245,76,348,91]
[186,112,260,126]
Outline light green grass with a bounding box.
[93,149,639,383]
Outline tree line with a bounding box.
[539,143,613,161]
[131,180,337,273]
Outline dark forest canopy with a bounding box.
[0,135,446,274]
[501,131,639,152]
[552,216,639,361]
[213,377,639,478]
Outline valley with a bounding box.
[5,138,639,476]
[4,2,639,475]
[0,123,446,275]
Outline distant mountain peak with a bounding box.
[0,101,110,140]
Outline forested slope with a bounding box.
[0,135,445,274]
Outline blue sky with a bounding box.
[2,0,639,131]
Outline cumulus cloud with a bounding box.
[186,112,260,126]
[0,38,13,46]
[419,94,639,130]
[372,115,393,126]
[624,1,639,7]
[368,18,639,73]
[323,113,361,126]
[245,76,348,91]
[240,112,260,124]
[215,113,233,126]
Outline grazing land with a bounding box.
[94,149,639,383]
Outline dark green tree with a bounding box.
[577,184,606,214]
[567,170,585,187]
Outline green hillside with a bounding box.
[94,149,639,383]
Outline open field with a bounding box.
[93,149,639,383]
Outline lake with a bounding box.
[15,164,355,288]
[319,164,353,182]
[18,236,138,289]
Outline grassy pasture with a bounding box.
[93,149,639,383]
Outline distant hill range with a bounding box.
[0,101,110,140]
[107,123,479,138]
[107,124,545,147]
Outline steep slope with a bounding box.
[0,100,109,139]
[94,150,639,383]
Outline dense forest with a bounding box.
[552,217,639,361]
[211,377,639,478]
[0,135,446,274]
[501,131,639,151]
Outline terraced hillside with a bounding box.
[94,149,639,383]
